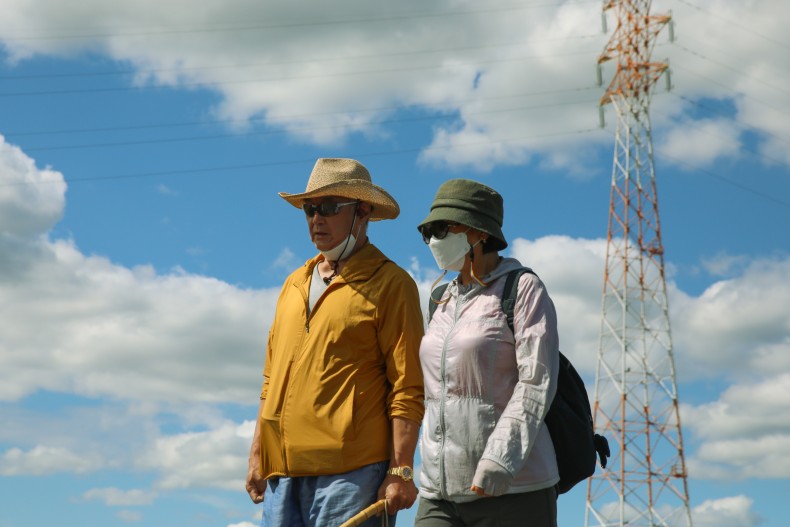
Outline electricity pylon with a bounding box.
[586,1,693,526]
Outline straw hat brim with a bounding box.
[279,180,400,221]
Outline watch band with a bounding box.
[387,465,414,481]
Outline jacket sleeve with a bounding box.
[376,265,426,423]
[479,273,560,477]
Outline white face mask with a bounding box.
[320,232,357,262]
[428,231,471,271]
[320,207,360,262]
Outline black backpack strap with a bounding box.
[427,283,450,324]
[500,267,534,333]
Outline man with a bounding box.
[246,158,425,526]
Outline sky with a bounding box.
[0,0,788,526]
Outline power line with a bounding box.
[675,0,790,50]
[0,1,597,42]
[0,34,601,81]
[657,149,790,210]
[0,49,598,98]
[671,63,790,117]
[9,88,600,149]
[674,43,790,97]
[671,93,790,148]
[0,127,604,187]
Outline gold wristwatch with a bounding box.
[387,466,414,481]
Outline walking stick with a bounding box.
[339,498,388,527]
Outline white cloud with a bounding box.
[83,487,157,506]
[1,1,785,170]
[672,257,790,377]
[270,247,299,272]
[141,420,253,491]
[0,139,278,405]
[0,135,66,236]
[509,235,607,373]
[156,183,178,196]
[0,234,278,403]
[700,252,751,278]
[692,495,762,527]
[0,445,101,475]
[682,373,790,480]
[116,509,143,523]
[657,117,741,169]
[0,137,273,492]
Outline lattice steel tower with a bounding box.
[586,1,693,526]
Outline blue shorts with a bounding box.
[262,460,395,527]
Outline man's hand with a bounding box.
[377,474,418,513]
[246,399,266,504]
[246,464,266,504]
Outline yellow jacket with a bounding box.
[259,243,425,478]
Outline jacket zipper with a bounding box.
[438,286,463,499]
[280,279,312,473]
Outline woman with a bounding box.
[415,179,560,527]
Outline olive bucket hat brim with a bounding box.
[419,178,507,251]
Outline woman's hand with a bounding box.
[471,459,513,497]
[470,485,489,496]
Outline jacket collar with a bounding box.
[297,243,390,286]
[450,256,526,295]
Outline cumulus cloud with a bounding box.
[116,510,143,523]
[0,233,277,403]
[682,373,790,480]
[509,235,607,372]
[1,1,785,170]
[693,495,762,527]
[141,420,253,490]
[672,256,790,377]
[0,135,66,236]
[0,137,274,494]
[83,487,157,506]
[0,445,101,475]
[657,117,741,168]
[0,138,278,405]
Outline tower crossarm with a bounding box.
[598,0,670,105]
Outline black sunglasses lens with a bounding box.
[421,222,452,243]
[303,202,340,217]
[419,225,432,244]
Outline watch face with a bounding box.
[401,466,413,480]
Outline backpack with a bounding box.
[428,268,610,494]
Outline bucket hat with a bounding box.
[279,158,399,221]
[418,178,507,251]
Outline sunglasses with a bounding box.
[419,221,459,244]
[302,200,358,218]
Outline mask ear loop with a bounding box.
[428,270,451,305]
[468,240,489,287]
[323,202,360,284]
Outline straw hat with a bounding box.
[279,158,400,221]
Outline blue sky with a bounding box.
[1,0,789,526]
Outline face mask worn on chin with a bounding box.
[320,232,357,262]
[320,206,360,263]
[428,230,471,271]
